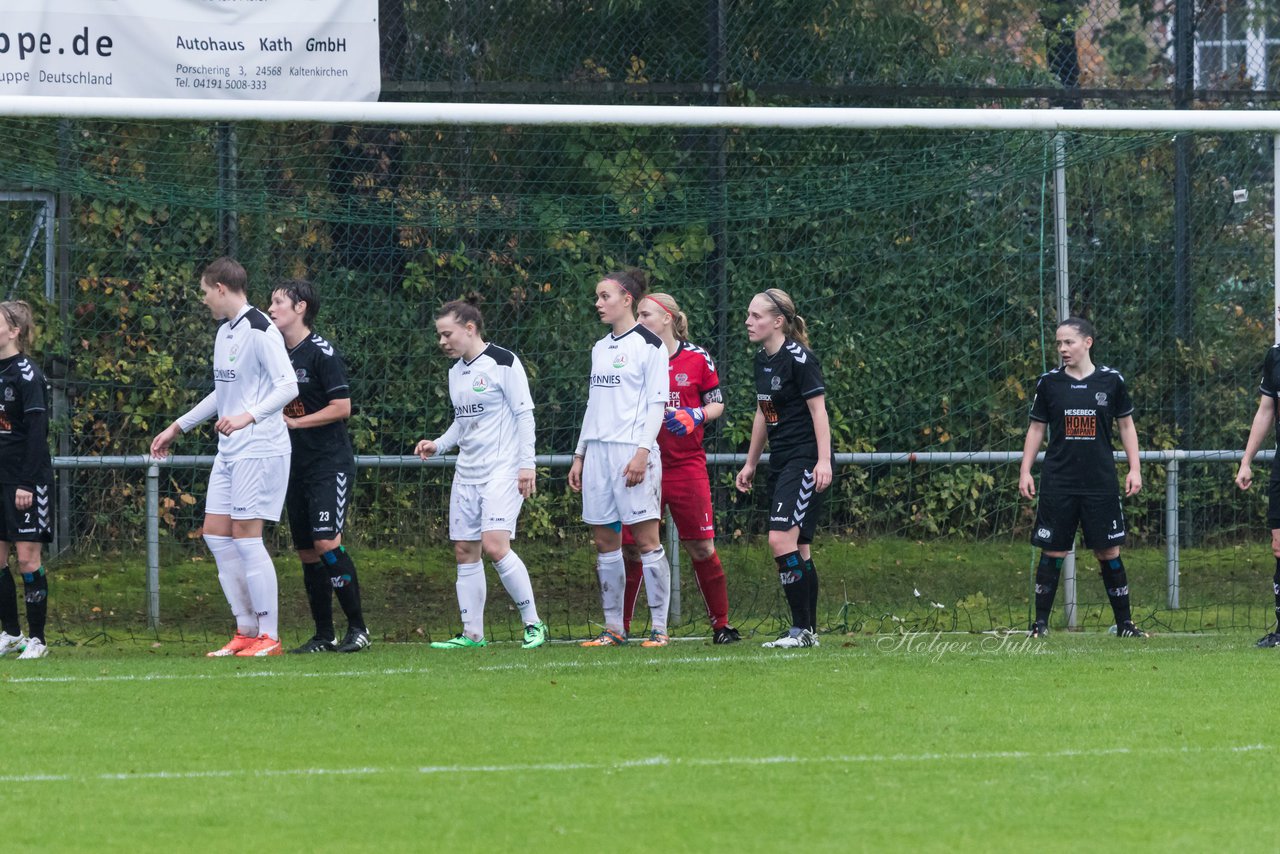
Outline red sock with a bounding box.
[692,552,729,630]
[622,559,644,634]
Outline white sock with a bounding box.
[597,548,625,633]
[204,534,256,636]
[456,562,486,640]
[641,547,671,633]
[495,550,539,625]
[234,537,279,640]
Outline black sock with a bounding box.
[22,567,47,643]
[322,547,365,632]
[1100,557,1132,626]
[1272,558,1280,631]
[302,561,334,640]
[0,568,19,636]
[1034,554,1063,624]
[775,551,808,630]
[804,556,820,632]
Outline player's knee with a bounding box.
[16,554,42,575]
[683,539,715,561]
[1271,539,1280,559]
[453,541,480,565]
[1093,547,1120,562]
[312,538,340,555]
[768,529,797,555]
[480,537,509,563]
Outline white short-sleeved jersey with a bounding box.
[179,304,297,460]
[445,344,536,484]
[578,324,667,452]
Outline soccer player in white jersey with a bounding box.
[567,269,673,647]
[414,297,548,650]
[150,257,298,658]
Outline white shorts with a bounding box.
[205,454,290,522]
[450,478,524,541]
[581,441,662,527]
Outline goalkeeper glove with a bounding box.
[663,406,706,436]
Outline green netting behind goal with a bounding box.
[0,118,1273,642]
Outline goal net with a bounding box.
[0,105,1273,642]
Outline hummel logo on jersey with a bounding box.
[686,343,716,371]
[312,335,334,356]
[1071,384,1087,389]
[785,341,807,364]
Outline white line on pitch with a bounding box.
[1,653,807,684]
[0,743,1267,785]
[477,651,805,671]
[1,666,433,685]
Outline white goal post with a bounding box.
[2,97,1280,132]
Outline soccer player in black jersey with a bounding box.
[0,301,53,659]
[735,289,832,649]
[1019,317,1145,638]
[1233,321,1280,647]
[268,280,369,653]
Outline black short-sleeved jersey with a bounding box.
[1029,365,1134,496]
[284,333,354,474]
[1257,345,1280,480]
[0,354,52,486]
[755,338,826,465]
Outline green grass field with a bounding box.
[39,537,1280,645]
[2,631,1275,852]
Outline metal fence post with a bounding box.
[1063,550,1077,629]
[667,507,681,625]
[146,462,160,629]
[1166,455,1180,609]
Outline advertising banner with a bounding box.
[0,0,380,101]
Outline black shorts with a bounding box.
[1267,477,1280,530]
[0,482,52,544]
[285,468,353,551]
[766,458,826,545]
[1031,492,1126,552]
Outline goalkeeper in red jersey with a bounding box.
[620,293,740,644]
